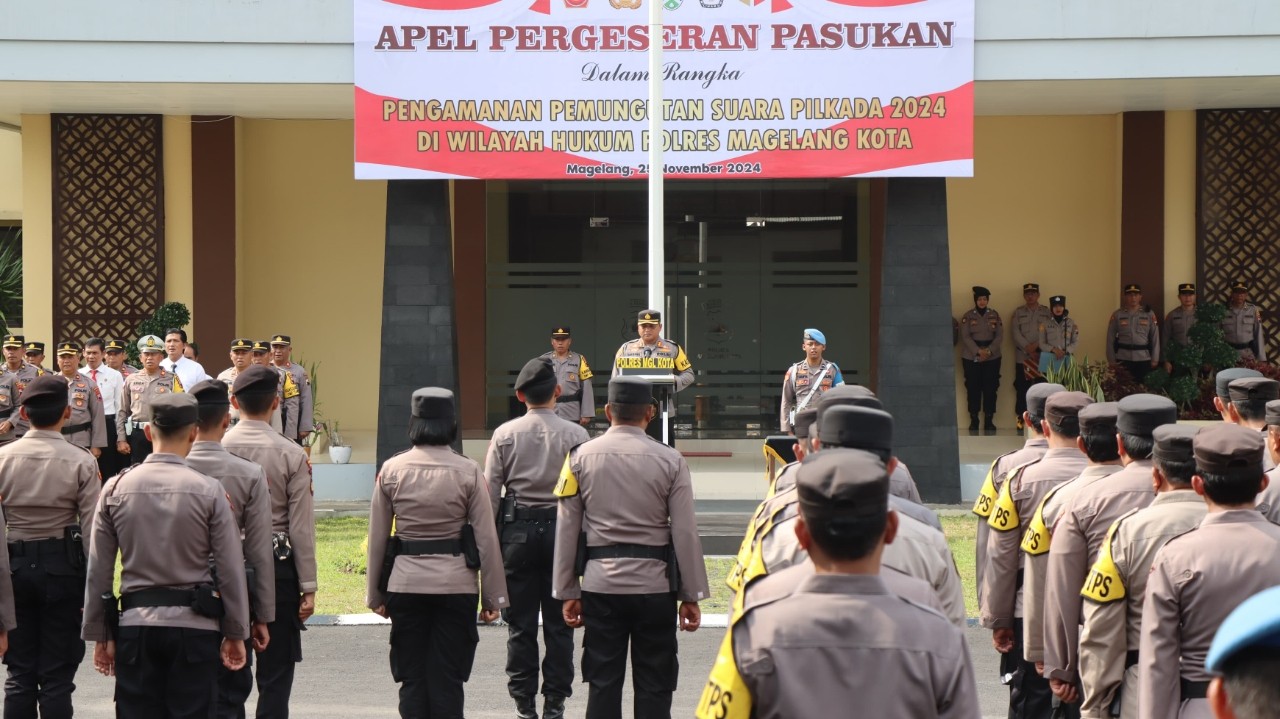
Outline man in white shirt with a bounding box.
[160,327,210,389]
[81,336,125,480]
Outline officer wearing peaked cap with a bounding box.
[959,286,1003,432]
[217,338,299,439]
[780,328,844,434]
[1258,399,1280,525]
[1222,280,1266,362]
[1139,424,1280,719]
[1106,284,1160,385]
[102,340,136,377]
[116,335,184,466]
[55,341,107,455]
[486,358,589,719]
[541,326,596,426]
[0,334,47,447]
[1226,376,1280,471]
[268,336,313,445]
[24,342,48,374]
[1164,282,1199,366]
[611,310,695,446]
[1012,283,1054,429]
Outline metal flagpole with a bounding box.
[647,0,664,312]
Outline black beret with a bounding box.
[1215,368,1263,399]
[796,448,889,519]
[514,357,556,393]
[1116,394,1178,437]
[19,375,68,409]
[792,408,818,440]
[1025,383,1065,417]
[1044,391,1093,427]
[231,365,278,396]
[1228,377,1280,404]
[764,436,796,465]
[608,376,652,405]
[150,393,198,428]
[972,286,990,298]
[189,379,231,407]
[1078,402,1119,434]
[819,405,892,457]
[411,387,455,420]
[1194,424,1264,475]
[1266,399,1280,427]
[1153,424,1197,464]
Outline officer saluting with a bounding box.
[82,393,250,718]
[611,310,695,445]
[542,326,595,426]
[486,358,589,719]
[365,388,507,719]
[553,376,708,719]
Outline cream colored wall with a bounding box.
[0,128,22,222]
[1163,111,1197,310]
[18,115,52,340]
[948,114,1122,425]
[238,119,387,445]
[163,116,196,336]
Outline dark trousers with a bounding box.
[256,558,302,719]
[1013,364,1044,417]
[114,626,221,719]
[99,414,124,482]
[1004,622,1053,719]
[3,547,85,719]
[580,591,678,719]
[127,428,152,466]
[501,520,574,701]
[1119,360,1152,385]
[963,358,1000,416]
[217,646,254,719]
[386,593,480,719]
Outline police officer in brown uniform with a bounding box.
[982,392,1091,719]
[102,340,136,377]
[0,335,47,447]
[1225,377,1280,471]
[1138,424,1280,719]
[611,310,695,445]
[1075,424,1205,719]
[1106,284,1160,384]
[0,375,99,719]
[695,449,981,719]
[54,342,107,456]
[268,336,314,445]
[22,343,47,375]
[1221,281,1266,362]
[1163,283,1198,371]
[82,393,250,718]
[486,358,590,719]
[542,327,595,426]
[186,379,275,719]
[1012,283,1053,429]
[222,365,316,719]
[1257,399,1280,524]
[960,286,1004,432]
[1041,394,1176,704]
[218,338,299,438]
[116,335,184,465]
[779,328,845,434]
[365,388,507,719]
[250,341,271,368]
[553,376,709,719]
[1211,368,1262,421]
[1039,296,1080,374]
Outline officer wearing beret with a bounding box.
[365,388,507,719]
[779,328,845,434]
[1042,394,1177,703]
[1164,283,1199,371]
[695,449,980,719]
[541,326,595,426]
[960,286,1003,432]
[485,358,589,719]
[1212,368,1263,421]
[268,336,314,445]
[1226,377,1280,471]
[1106,284,1161,385]
[1205,585,1280,718]
[1075,424,1205,718]
[55,342,107,456]
[0,335,47,447]
[0,375,97,718]
[1139,424,1280,719]
[23,343,47,374]
[102,340,136,377]
[222,365,316,718]
[83,393,250,718]
[116,335,184,466]
[218,338,299,439]
[1039,296,1080,375]
[611,310,695,445]
[185,379,275,719]
[1222,281,1266,362]
[553,376,708,719]
[1012,283,1054,430]
[1258,399,1280,525]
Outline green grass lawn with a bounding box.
[939,514,978,618]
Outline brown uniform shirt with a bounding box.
[611,338,695,416]
[1012,304,1054,362]
[60,373,107,450]
[116,369,183,439]
[1106,308,1160,363]
[223,419,317,593]
[0,428,101,544]
[82,453,250,641]
[485,407,590,517]
[1077,491,1205,719]
[186,440,277,623]
[217,366,298,438]
[274,362,314,435]
[1258,466,1280,523]
[540,351,595,423]
[1139,510,1280,719]
[1039,317,1080,356]
[1043,459,1156,683]
[779,359,842,433]
[959,307,1003,361]
[552,425,709,602]
[0,362,46,443]
[973,438,1050,608]
[1163,305,1197,354]
[0,505,15,630]
[364,445,507,610]
[1221,302,1266,361]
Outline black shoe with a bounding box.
[543,696,565,719]
[516,697,538,719]
[984,416,997,433]
[968,415,980,432]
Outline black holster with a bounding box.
[460,524,481,570]
[500,492,518,526]
[102,592,119,640]
[192,583,226,619]
[271,531,293,561]
[64,524,85,572]
[666,544,681,593]
[378,536,401,593]
[245,564,257,611]
[574,532,587,577]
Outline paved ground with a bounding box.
[67,623,1011,718]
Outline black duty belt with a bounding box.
[1114,343,1150,351]
[1180,679,1209,700]
[585,544,669,561]
[398,538,463,556]
[1229,342,1253,350]
[974,340,993,348]
[121,588,196,610]
[7,537,62,557]
[555,389,583,404]
[61,422,91,435]
[1125,650,1140,669]
[513,507,558,522]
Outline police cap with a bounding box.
[792,408,818,440]
[150,394,199,428]
[1116,394,1178,437]
[230,338,254,351]
[1178,283,1196,295]
[231,365,278,396]
[514,357,556,394]
[1193,423,1264,475]
[796,448,889,519]
[1022,283,1039,293]
[551,326,571,338]
[1215,368,1263,400]
[1078,402,1119,435]
[19,375,68,409]
[637,310,661,325]
[1228,377,1280,404]
[189,379,231,407]
[24,342,44,354]
[972,286,990,299]
[1025,383,1066,418]
[819,405,892,458]
[607,376,651,405]
[1,335,22,349]
[55,341,81,356]
[269,335,292,346]
[1044,391,1093,430]
[1152,424,1197,464]
[104,340,126,353]
[137,335,164,353]
[411,387,454,421]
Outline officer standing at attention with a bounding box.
[1106,284,1160,384]
[960,286,1003,433]
[0,335,47,447]
[485,358,589,719]
[269,336,314,445]
[0,375,99,719]
[1256,399,1280,524]
[1075,424,1205,718]
[365,388,507,719]
[1211,368,1263,421]
[82,393,250,718]
[185,380,275,719]
[542,326,595,426]
[696,449,980,719]
[81,338,125,480]
[115,335,184,465]
[250,341,272,368]
[1038,296,1079,374]
[779,328,844,434]
[223,365,316,719]
[1012,283,1053,430]
[23,343,47,374]
[1163,283,1199,372]
[102,340,136,377]
[55,342,107,457]
[553,376,708,719]
[1138,424,1280,719]
[611,310,695,445]
[1222,281,1266,362]
[218,339,297,438]
[1225,377,1280,471]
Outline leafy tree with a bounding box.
[128,302,191,365]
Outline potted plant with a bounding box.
[327,421,352,464]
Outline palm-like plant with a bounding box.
[0,231,24,334]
